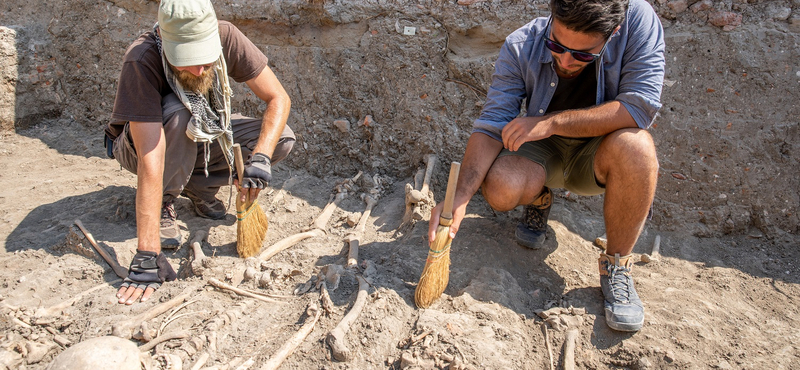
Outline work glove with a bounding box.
[120,250,177,291]
[241,152,272,189]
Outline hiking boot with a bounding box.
[182,189,226,220]
[599,253,644,332]
[160,200,182,248]
[515,187,552,249]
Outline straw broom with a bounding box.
[233,144,269,258]
[415,161,460,308]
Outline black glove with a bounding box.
[120,250,177,291]
[241,153,272,189]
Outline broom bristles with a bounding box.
[414,224,452,308]
[236,198,268,258]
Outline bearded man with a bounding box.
[104,0,295,304]
[428,0,665,332]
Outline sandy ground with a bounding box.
[0,120,798,369]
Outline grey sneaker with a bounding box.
[183,190,226,220]
[599,253,644,332]
[160,201,182,248]
[514,187,552,249]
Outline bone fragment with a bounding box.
[189,352,209,370]
[326,275,369,362]
[312,193,343,231]
[563,329,579,370]
[346,195,378,267]
[112,285,196,338]
[399,155,437,233]
[541,323,555,370]
[258,229,325,262]
[398,328,433,349]
[207,278,280,304]
[641,235,661,263]
[190,231,208,277]
[319,281,335,316]
[24,341,54,364]
[259,303,321,370]
[139,330,190,352]
[420,154,437,198]
[35,279,122,317]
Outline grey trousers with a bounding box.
[113,93,296,203]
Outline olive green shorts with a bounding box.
[497,135,605,196]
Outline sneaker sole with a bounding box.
[514,224,546,249]
[192,203,226,220]
[605,309,644,332]
[161,237,182,249]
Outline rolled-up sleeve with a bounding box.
[473,41,528,142]
[616,2,665,129]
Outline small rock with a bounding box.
[570,307,586,316]
[333,119,350,133]
[708,11,742,29]
[767,4,792,21]
[637,356,653,369]
[360,115,375,127]
[400,351,417,369]
[690,0,712,13]
[667,0,688,13]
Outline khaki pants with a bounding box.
[113,93,295,202]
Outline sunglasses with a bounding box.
[544,17,610,63]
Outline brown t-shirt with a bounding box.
[106,21,268,139]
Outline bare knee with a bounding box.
[596,129,659,182]
[481,157,545,211]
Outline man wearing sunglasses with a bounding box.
[429,0,664,332]
[103,0,296,304]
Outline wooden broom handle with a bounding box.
[233,144,245,184]
[440,162,461,221]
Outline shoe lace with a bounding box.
[606,263,632,303]
[161,202,177,227]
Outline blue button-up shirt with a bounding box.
[474,0,666,141]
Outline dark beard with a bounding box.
[169,64,216,95]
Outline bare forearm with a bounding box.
[129,121,166,253]
[136,162,163,253]
[548,100,637,138]
[252,95,290,156]
[455,133,504,207]
[246,66,292,157]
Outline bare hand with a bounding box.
[428,201,467,244]
[117,285,156,305]
[234,179,261,204]
[501,116,552,151]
